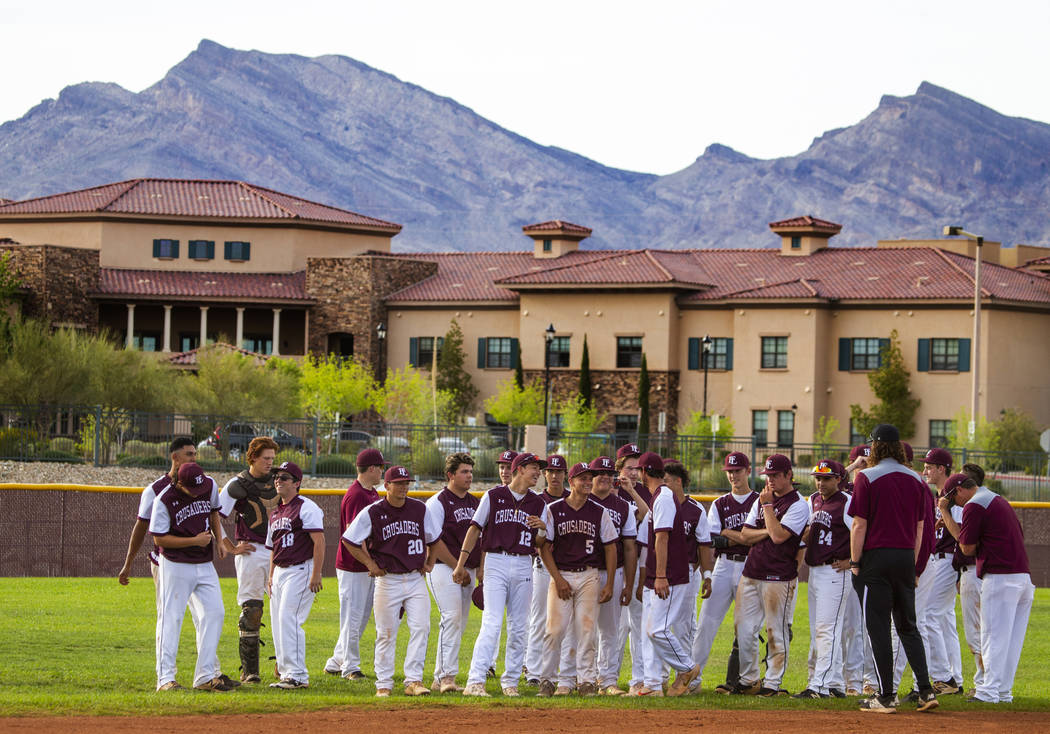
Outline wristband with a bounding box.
[459,549,471,556]
[762,503,774,509]
[849,561,861,568]
[655,575,666,579]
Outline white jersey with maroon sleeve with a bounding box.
[266,495,324,567]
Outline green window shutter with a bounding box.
[243,242,251,261]
[687,338,700,370]
[477,338,487,369]
[838,338,851,371]
[409,337,419,367]
[725,338,734,370]
[206,241,215,259]
[224,241,232,259]
[917,338,930,372]
[153,239,161,258]
[957,338,971,372]
[510,338,520,369]
[878,338,890,367]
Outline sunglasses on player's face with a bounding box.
[274,474,296,482]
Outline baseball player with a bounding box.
[149,462,241,691]
[425,452,480,693]
[663,461,712,651]
[795,460,853,699]
[587,455,638,695]
[265,461,324,689]
[497,449,517,485]
[343,465,440,697]
[535,461,618,697]
[325,448,387,679]
[938,473,1034,703]
[483,449,517,678]
[955,463,987,696]
[613,443,652,695]
[524,454,568,686]
[733,454,809,697]
[453,452,547,697]
[691,451,757,694]
[218,436,280,683]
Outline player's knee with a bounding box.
[239,599,263,634]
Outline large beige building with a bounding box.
[3,180,1049,447]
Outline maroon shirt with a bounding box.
[472,484,546,556]
[137,473,173,565]
[643,487,710,588]
[710,491,759,558]
[542,497,617,570]
[427,487,482,569]
[933,486,960,556]
[148,479,220,564]
[266,495,324,567]
[805,491,852,566]
[741,489,808,582]
[344,497,439,574]
[959,489,1030,579]
[619,479,653,511]
[682,498,709,564]
[590,491,636,568]
[916,487,936,576]
[850,460,927,551]
[336,479,380,572]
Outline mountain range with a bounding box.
[2,39,1049,252]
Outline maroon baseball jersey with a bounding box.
[266,495,324,567]
[916,485,936,576]
[959,489,1030,579]
[590,491,638,568]
[850,460,927,551]
[148,479,221,564]
[804,491,853,566]
[933,486,960,555]
[644,487,711,588]
[472,484,546,556]
[335,479,380,572]
[682,497,710,562]
[741,489,809,582]
[619,479,653,511]
[709,491,758,558]
[426,487,482,569]
[542,497,617,570]
[219,471,275,544]
[137,473,174,565]
[343,497,440,574]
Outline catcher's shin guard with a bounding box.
[239,599,264,680]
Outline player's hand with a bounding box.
[423,558,436,574]
[832,559,851,572]
[554,576,572,600]
[654,577,670,599]
[310,575,323,593]
[118,564,132,585]
[701,578,712,599]
[368,563,386,578]
[619,586,632,606]
[526,515,544,530]
[598,584,613,604]
[851,565,860,576]
[635,582,644,602]
[192,531,213,547]
[266,577,272,596]
[232,541,255,555]
[937,496,951,514]
[452,565,470,585]
[759,484,774,505]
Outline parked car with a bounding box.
[199,423,306,454]
[435,436,469,454]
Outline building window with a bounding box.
[761,336,788,369]
[752,410,769,447]
[548,413,564,435]
[777,410,795,449]
[131,333,159,352]
[702,337,732,369]
[930,338,960,371]
[187,240,215,260]
[179,334,199,352]
[410,336,443,368]
[615,414,638,443]
[242,335,273,355]
[328,333,354,358]
[486,337,513,368]
[543,238,552,252]
[850,338,883,370]
[548,336,570,367]
[616,336,643,368]
[849,418,866,446]
[929,420,952,448]
[791,236,801,249]
[224,241,251,261]
[152,239,179,259]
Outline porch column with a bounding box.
[125,304,135,349]
[272,308,282,356]
[162,305,172,352]
[199,306,209,347]
[235,307,245,350]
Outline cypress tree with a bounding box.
[578,334,592,409]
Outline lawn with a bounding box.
[0,577,1045,716]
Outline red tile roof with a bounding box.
[495,249,713,288]
[768,215,842,233]
[96,268,312,303]
[522,220,593,236]
[1025,255,1050,267]
[385,253,532,302]
[0,179,401,232]
[168,342,270,367]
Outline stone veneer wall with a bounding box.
[524,368,680,432]
[0,244,100,329]
[306,254,437,374]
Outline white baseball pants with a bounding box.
[924,555,962,683]
[540,569,601,687]
[525,561,550,675]
[640,587,662,689]
[326,569,375,676]
[975,572,1033,703]
[234,544,270,604]
[645,582,696,679]
[426,563,475,683]
[958,565,984,690]
[841,579,866,691]
[735,576,795,690]
[270,560,317,684]
[618,591,645,686]
[806,564,851,694]
[155,556,224,689]
[151,562,209,672]
[466,552,533,689]
[691,556,744,684]
[683,567,701,645]
[372,571,430,690]
[595,567,626,687]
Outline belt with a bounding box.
[492,550,531,557]
[276,560,308,568]
[720,553,747,563]
[812,559,846,567]
[934,552,951,559]
[558,566,590,573]
[959,564,974,571]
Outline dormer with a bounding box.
[523,219,592,259]
[769,215,842,256]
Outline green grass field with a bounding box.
[0,577,1045,716]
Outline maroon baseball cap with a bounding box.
[588,456,616,474]
[177,462,211,497]
[901,441,914,463]
[760,454,793,475]
[616,442,642,460]
[923,448,953,468]
[356,448,389,468]
[496,449,519,465]
[383,465,412,483]
[811,459,845,478]
[511,452,546,472]
[943,472,971,496]
[471,583,485,611]
[275,461,303,483]
[722,451,750,471]
[636,451,664,474]
[568,461,594,480]
[545,455,567,471]
[848,445,871,462]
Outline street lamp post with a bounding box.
[375,321,387,385]
[701,334,712,417]
[944,226,984,439]
[544,324,556,430]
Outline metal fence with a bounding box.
[1,405,1047,499]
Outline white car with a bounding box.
[434,436,469,453]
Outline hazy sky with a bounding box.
[2,0,1048,174]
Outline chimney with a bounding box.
[769,215,842,256]
[523,220,592,259]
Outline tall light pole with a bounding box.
[375,321,387,385]
[543,323,556,429]
[944,225,983,440]
[701,334,712,417]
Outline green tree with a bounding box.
[849,330,921,440]
[637,353,650,445]
[948,407,999,452]
[0,252,21,347]
[514,348,524,390]
[179,346,300,428]
[678,411,737,489]
[813,416,840,445]
[437,319,477,422]
[578,334,592,409]
[994,408,1043,454]
[375,365,451,425]
[484,377,545,429]
[555,393,608,463]
[299,354,375,452]
[679,411,735,439]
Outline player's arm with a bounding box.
[653,530,670,599]
[309,531,325,592]
[619,479,650,520]
[267,554,275,596]
[760,504,792,544]
[599,541,617,603]
[347,544,384,577]
[452,524,482,584]
[154,531,212,549]
[849,517,867,575]
[739,526,769,542]
[718,527,752,545]
[621,538,637,605]
[430,538,458,568]
[210,509,229,559]
[539,541,571,600]
[938,497,963,541]
[118,518,150,584]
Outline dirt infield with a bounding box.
[5,707,1046,733]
